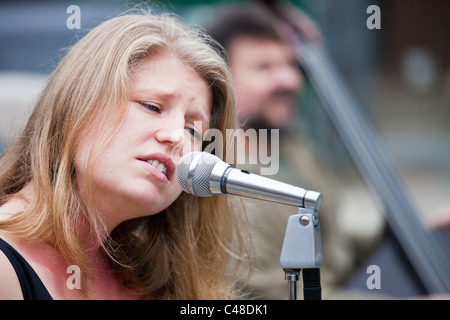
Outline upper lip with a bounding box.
[138,153,176,180]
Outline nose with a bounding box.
[273,63,303,92]
[155,114,186,151]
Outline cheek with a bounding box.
[73,126,129,191]
[165,185,183,206]
[183,135,203,153]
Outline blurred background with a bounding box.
[1,0,449,298]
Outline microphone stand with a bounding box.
[280,202,323,300]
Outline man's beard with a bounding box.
[240,89,299,134]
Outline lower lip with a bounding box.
[141,160,169,183]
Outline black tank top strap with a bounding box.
[0,238,53,300]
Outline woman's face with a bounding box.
[75,52,212,229]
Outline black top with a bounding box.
[0,238,53,300]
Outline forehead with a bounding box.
[131,53,212,124]
[228,37,293,63]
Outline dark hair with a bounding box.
[206,3,282,55]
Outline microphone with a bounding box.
[176,151,322,209]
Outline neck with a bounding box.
[2,181,112,264]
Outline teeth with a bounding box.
[146,159,167,176]
[156,162,165,172]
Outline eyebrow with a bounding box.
[132,88,211,127]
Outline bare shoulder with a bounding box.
[0,201,26,298]
[0,247,23,299]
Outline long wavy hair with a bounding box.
[0,11,250,299]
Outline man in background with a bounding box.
[205,2,385,299]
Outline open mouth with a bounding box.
[146,159,167,177]
[138,153,175,181]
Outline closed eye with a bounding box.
[186,127,202,141]
[139,102,161,113]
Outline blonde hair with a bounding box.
[0,11,250,299]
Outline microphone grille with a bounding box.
[176,152,221,197]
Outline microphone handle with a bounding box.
[209,162,322,209]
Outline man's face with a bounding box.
[228,37,303,130]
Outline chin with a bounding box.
[132,187,180,212]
